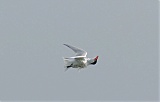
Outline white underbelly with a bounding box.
[72,60,87,68]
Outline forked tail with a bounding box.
[62,57,72,71]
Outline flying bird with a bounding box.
[63,44,98,71]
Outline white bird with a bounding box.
[63,44,98,71]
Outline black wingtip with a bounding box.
[63,44,66,46]
[63,44,69,47]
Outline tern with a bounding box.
[63,44,98,71]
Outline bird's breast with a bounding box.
[72,59,87,68]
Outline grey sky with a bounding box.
[0,0,159,101]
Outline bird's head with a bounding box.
[90,56,99,65]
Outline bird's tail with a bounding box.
[62,57,72,71]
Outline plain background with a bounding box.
[0,0,159,101]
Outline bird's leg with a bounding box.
[65,64,73,72]
[67,64,73,68]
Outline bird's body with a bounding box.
[63,57,88,68]
[63,44,98,71]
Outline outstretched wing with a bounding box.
[63,44,87,56]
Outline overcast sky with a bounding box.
[0,0,159,101]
